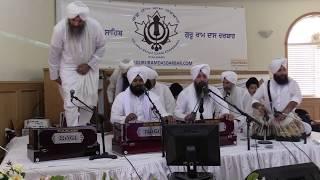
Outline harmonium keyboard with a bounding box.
[112,121,161,155]
[112,119,236,155]
[28,126,100,162]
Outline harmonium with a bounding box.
[112,119,236,155]
[112,121,161,155]
[28,126,100,162]
[199,119,237,146]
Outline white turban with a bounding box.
[127,66,147,84]
[66,1,90,21]
[221,71,238,84]
[191,64,210,80]
[269,58,287,74]
[143,66,159,80]
[119,59,134,73]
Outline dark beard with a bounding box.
[145,79,152,90]
[68,21,86,38]
[130,84,144,96]
[273,74,289,85]
[122,75,129,91]
[194,81,208,99]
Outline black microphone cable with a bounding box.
[291,142,315,165]
[71,101,92,113]
[277,112,315,165]
[69,89,93,113]
[123,151,142,180]
[279,141,299,164]
[254,139,262,170]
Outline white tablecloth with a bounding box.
[2,133,320,180]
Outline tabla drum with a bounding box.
[251,117,274,140]
[251,109,274,140]
[272,112,304,142]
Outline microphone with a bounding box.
[70,89,75,102]
[199,86,207,120]
[142,86,149,95]
[224,92,230,100]
[202,85,209,95]
[199,98,204,114]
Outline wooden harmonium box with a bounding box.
[28,126,100,162]
[112,121,161,155]
[195,119,237,146]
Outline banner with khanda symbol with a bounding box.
[56,0,248,70]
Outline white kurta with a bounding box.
[150,82,176,115]
[221,86,253,133]
[107,68,126,103]
[48,17,106,126]
[111,88,169,124]
[221,87,253,117]
[252,78,302,118]
[252,78,312,134]
[174,83,229,121]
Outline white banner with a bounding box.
[56,0,247,70]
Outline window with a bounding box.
[287,13,320,97]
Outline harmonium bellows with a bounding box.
[28,126,100,162]
[112,119,236,155]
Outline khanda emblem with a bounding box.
[134,11,178,52]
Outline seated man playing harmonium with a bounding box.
[110,66,170,124]
[174,64,234,122]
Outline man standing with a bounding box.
[143,66,176,115]
[174,64,233,122]
[252,58,311,136]
[107,59,134,104]
[110,66,169,124]
[220,71,253,133]
[48,1,106,126]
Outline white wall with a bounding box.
[1,0,320,80]
[0,0,54,81]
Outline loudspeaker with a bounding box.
[246,163,320,180]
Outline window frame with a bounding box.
[285,12,320,98]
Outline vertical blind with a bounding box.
[288,43,320,96]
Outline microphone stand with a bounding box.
[208,88,261,151]
[143,90,165,157]
[257,115,272,145]
[199,95,204,120]
[191,87,205,121]
[72,95,117,160]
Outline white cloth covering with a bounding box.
[48,16,106,126]
[221,86,253,134]
[119,59,134,73]
[269,58,287,74]
[174,83,229,121]
[252,78,312,134]
[126,66,147,84]
[221,71,238,85]
[107,68,126,103]
[252,78,302,118]
[143,66,159,80]
[66,1,89,20]
[110,88,168,124]
[191,64,210,80]
[150,82,176,115]
[107,59,134,103]
[3,132,320,180]
[141,66,175,115]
